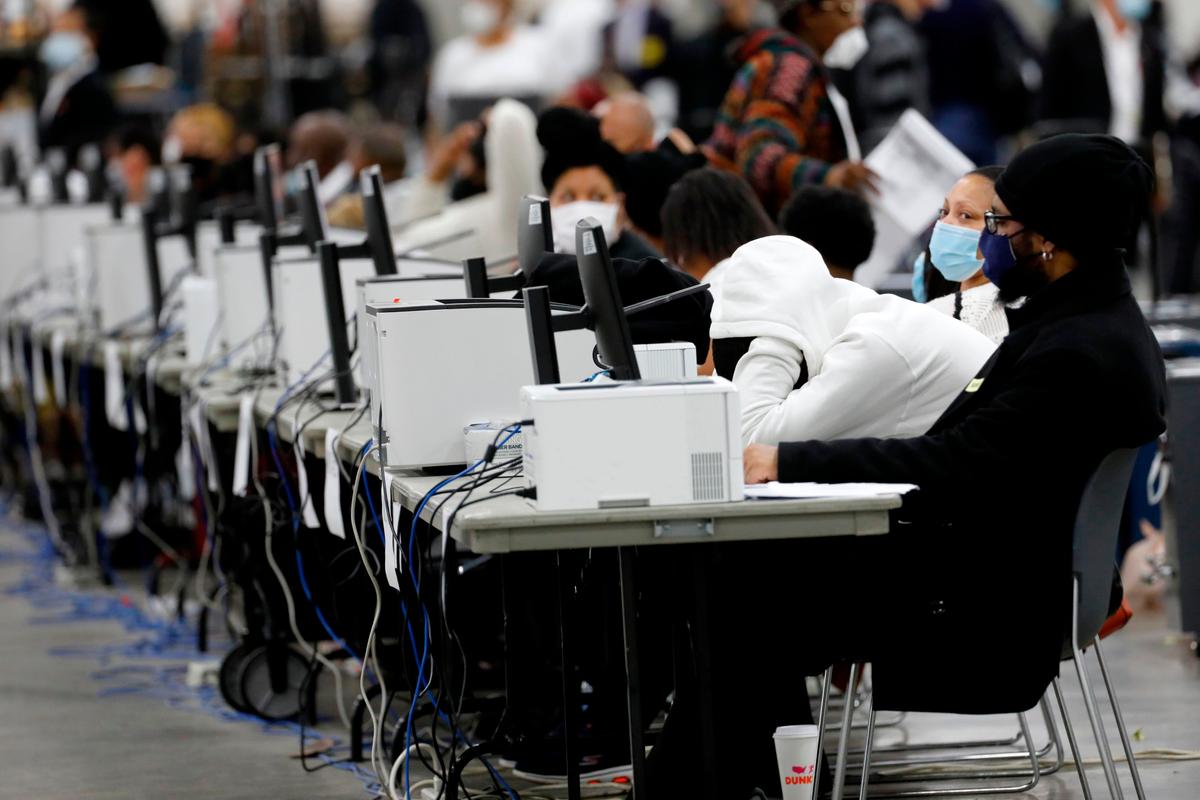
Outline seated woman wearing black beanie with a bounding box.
[721,134,1166,798]
[537,106,662,261]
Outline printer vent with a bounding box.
[691,451,726,502]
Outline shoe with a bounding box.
[512,748,632,783]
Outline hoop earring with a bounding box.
[1042,251,1052,262]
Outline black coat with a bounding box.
[39,72,119,167]
[778,263,1166,713]
[1037,11,1167,144]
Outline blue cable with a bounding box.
[266,422,363,664]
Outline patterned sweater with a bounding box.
[703,29,849,215]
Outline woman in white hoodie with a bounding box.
[711,235,997,445]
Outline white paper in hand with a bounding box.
[50,330,67,408]
[231,394,255,497]
[857,110,975,288]
[323,428,346,539]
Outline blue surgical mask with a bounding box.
[1117,0,1152,22]
[979,229,1018,287]
[39,31,88,72]
[929,221,985,283]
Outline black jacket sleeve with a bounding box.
[778,346,1108,506]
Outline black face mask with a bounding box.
[995,231,1051,304]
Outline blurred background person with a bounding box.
[597,92,658,153]
[37,3,118,167]
[327,122,410,228]
[286,110,353,201]
[427,0,557,133]
[674,0,761,143]
[704,0,877,216]
[777,184,876,281]
[163,102,241,204]
[106,125,161,205]
[602,0,677,91]
[844,0,937,153]
[73,0,169,76]
[1038,0,1167,152]
[368,0,433,126]
[918,0,1040,166]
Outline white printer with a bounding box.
[520,377,743,511]
[364,300,699,470]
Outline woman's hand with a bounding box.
[743,444,779,484]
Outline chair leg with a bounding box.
[1039,692,1065,776]
[831,662,861,800]
[1072,643,1126,800]
[1016,711,1041,791]
[813,666,833,800]
[1092,636,1147,800]
[1053,678,1094,800]
[858,699,877,800]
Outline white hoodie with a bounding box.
[711,236,997,446]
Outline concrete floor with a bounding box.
[2,518,1199,800]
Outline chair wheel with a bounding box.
[218,642,256,714]
[237,643,313,722]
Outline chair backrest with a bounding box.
[1068,447,1140,655]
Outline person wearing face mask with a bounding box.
[427,0,558,134]
[1038,0,1167,152]
[537,106,662,261]
[162,103,239,205]
[843,0,938,153]
[915,166,1010,344]
[742,135,1164,743]
[37,4,118,168]
[704,0,879,216]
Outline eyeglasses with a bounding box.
[984,210,1017,235]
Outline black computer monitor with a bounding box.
[361,166,398,276]
[297,161,329,251]
[254,144,284,230]
[518,195,553,277]
[575,219,641,381]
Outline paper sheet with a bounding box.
[744,482,917,500]
[857,110,975,288]
[323,428,347,539]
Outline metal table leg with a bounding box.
[618,546,649,797]
[558,551,582,800]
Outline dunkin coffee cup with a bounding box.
[773,724,821,800]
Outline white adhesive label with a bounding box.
[382,473,401,589]
[50,330,67,408]
[323,428,346,539]
[294,439,320,529]
[231,394,255,497]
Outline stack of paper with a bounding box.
[744,482,918,500]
